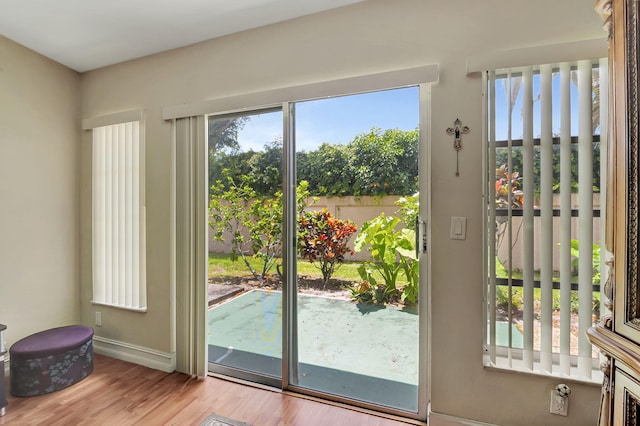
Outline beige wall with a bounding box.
[0,36,81,346]
[78,1,605,424]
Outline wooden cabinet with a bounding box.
[0,324,6,417]
[588,0,640,424]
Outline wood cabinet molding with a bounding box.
[588,325,640,376]
[590,0,640,424]
[611,0,640,339]
[623,0,640,329]
[595,0,614,39]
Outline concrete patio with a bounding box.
[208,289,419,412]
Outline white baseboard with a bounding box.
[93,336,176,373]
[429,411,498,426]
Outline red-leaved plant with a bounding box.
[495,164,524,208]
[298,209,357,288]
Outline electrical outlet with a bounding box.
[550,390,568,416]
[95,311,102,327]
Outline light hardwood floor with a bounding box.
[1,354,418,425]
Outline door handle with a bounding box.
[416,218,427,258]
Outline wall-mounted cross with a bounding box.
[446,118,470,177]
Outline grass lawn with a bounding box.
[495,269,601,314]
[208,252,365,282]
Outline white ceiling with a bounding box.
[0,0,364,72]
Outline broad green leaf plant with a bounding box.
[353,213,419,304]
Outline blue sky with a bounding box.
[236,86,420,152]
[234,73,595,151]
[493,72,593,140]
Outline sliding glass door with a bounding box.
[207,86,427,418]
[290,88,421,412]
[207,109,284,384]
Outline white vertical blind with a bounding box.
[598,57,609,323]
[577,60,594,378]
[484,59,607,380]
[487,70,497,365]
[92,121,147,311]
[173,116,208,378]
[539,64,553,373]
[506,70,515,367]
[522,66,535,371]
[559,62,572,375]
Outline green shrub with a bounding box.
[209,170,312,283]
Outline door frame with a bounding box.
[169,67,437,422]
[280,85,431,422]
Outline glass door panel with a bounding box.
[207,109,284,382]
[292,87,421,412]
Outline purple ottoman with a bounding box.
[10,325,94,397]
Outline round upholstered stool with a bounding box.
[10,325,94,397]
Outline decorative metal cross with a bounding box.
[446,118,470,177]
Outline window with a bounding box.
[85,111,146,311]
[483,59,608,380]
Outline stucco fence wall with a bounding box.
[496,193,602,273]
[208,195,402,262]
[209,193,602,269]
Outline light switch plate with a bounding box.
[450,216,467,240]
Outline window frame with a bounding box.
[83,109,147,312]
[482,61,606,382]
